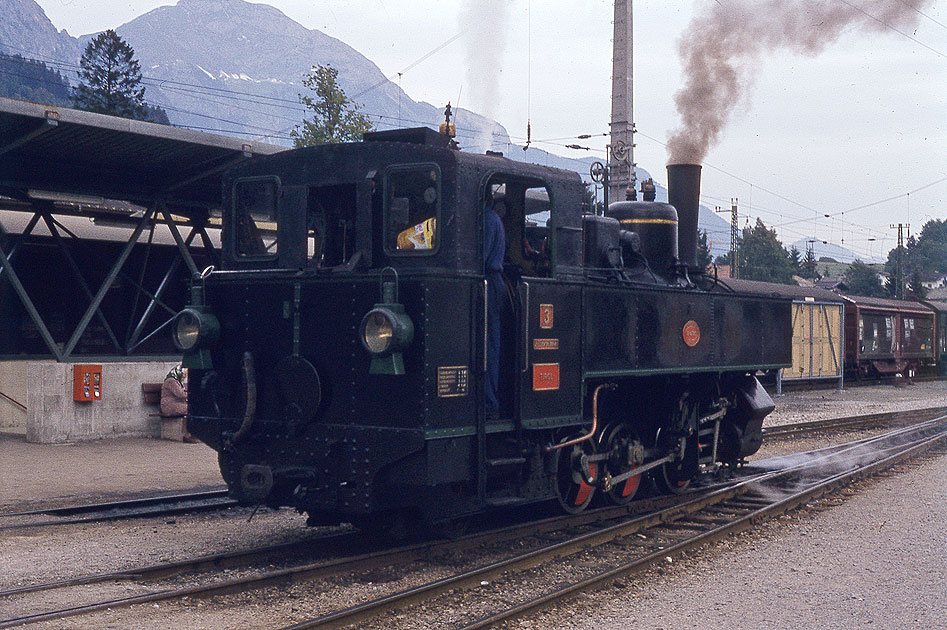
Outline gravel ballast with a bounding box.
[523,451,947,630]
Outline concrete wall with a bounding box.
[0,360,180,443]
[0,363,27,432]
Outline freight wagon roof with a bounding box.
[717,278,845,303]
[840,294,933,315]
[922,300,947,314]
[0,96,286,213]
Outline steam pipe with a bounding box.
[546,383,616,452]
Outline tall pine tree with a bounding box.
[73,30,146,119]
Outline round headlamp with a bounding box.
[360,306,413,357]
[172,308,220,352]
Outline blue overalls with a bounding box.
[483,204,506,415]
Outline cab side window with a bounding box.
[487,177,552,278]
[234,177,279,258]
[307,184,357,267]
[385,165,440,255]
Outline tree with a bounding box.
[73,30,147,119]
[0,53,71,106]
[143,103,171,125]
[844,259,886,298]
[582,182,604,215]
[907,270,928,300]
[788,246,801,272]
[884,220,947,291]
[696,229,713,270]
[736,219,796,284]
[291,64,374,146]
[800,247,819,279]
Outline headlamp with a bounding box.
[172,307,220,353]
[360,306,413,357]
[360,302,413,375]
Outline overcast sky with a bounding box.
[37,0,947,260]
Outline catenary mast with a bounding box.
[609,0,635,204]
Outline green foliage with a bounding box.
[884,220,947,296]
[0,53,71,106]
[74,30,147,119]
[800,247,819,279]
[143,103,171,125]
[908,270,928,300]
[844,259,887,298]
[291,64,374,146]
[736,218,796,284]
[582,183,604,215]
[696,229,713,270]
[788,246,801,271]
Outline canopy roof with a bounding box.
[0,97,286,214]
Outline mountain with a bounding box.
[0,0,79,64]
[791,237,883,265]
[4,0,727,251]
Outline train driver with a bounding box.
[484,196,507,420]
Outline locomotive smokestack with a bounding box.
[666,164,701,271]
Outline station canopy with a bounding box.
[0,97,288,361]
[0,96,286,213]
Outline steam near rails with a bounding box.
[666,0,934,164]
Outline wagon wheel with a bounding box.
[652,427,698,495]
[552,434,598,514]
[598,423,644,504]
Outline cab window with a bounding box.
[307,184,357,267]
[486,176,553,278]
[385,165,440,255]
[234,177,278,258]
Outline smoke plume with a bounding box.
[460,0,512,150]
[667,0,932,164]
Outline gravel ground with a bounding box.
[766,380,947,426]
[519,449,947,630]
[3,381,945,628]
[0,436,222,512]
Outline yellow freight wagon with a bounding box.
[719,279,845,392]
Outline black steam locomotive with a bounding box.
[174,125,791,529]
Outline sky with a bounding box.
[35,0,947,261]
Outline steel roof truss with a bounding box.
[0,217,63,360]
[0,211,41,283]
[61,205,157,358]
[125,227,199,353]
[159,204,199,277]
[41,211,123,353]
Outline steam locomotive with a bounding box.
[173,124,792,529]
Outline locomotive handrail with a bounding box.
[521,281,530,373]
[482,279,488,373]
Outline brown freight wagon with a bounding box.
[842,295,935,379]
[921,299,947,377]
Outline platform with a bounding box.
[0,433,221,512]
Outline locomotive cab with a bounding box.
[176,127,791,530]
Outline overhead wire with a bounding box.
[836,0,947,58]
[0,36,940,261]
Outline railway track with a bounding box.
[0,481,727,628]
[762,406,947,439]
[281,418,947,630]
[3,414,945,629]
[1,406,925,534]
[0,488,236,532]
